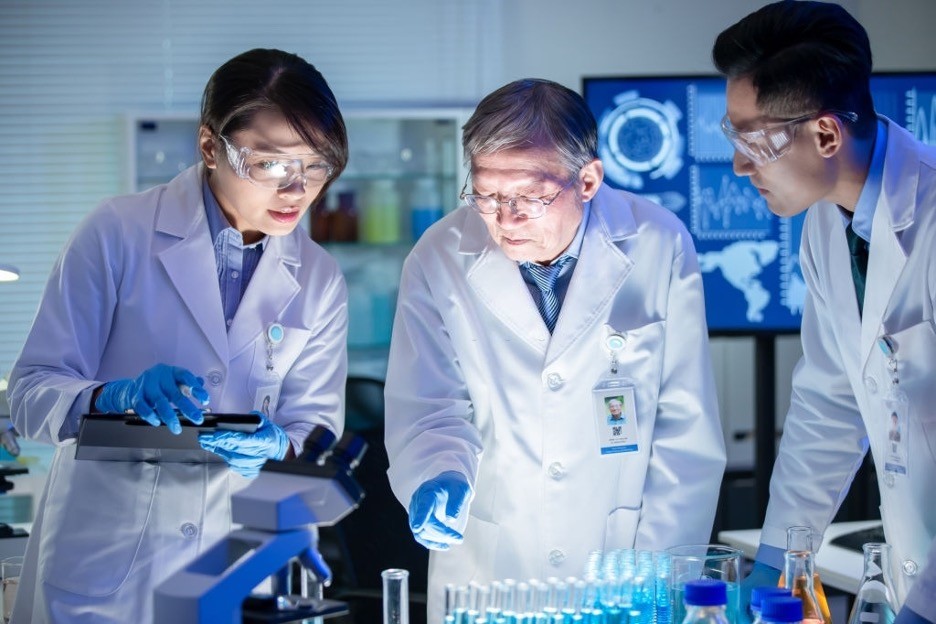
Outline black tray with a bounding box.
[75,413,261,463]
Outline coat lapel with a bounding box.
[546,186,636,364]
[461,211,551,353]
[227,233,302,360]
[859,121,916,369]
[156,166,229,364]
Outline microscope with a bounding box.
[154,426,367,624]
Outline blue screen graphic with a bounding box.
[583,73,936,334]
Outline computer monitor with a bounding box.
[582,72,936,334]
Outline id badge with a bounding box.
[882,388,909,477]
[254,322,284,418]
[593,377,639,455]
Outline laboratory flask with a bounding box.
[681,579,729,624]
[382,568,410,624]
[779,526,830,624]
[846,542,898,624]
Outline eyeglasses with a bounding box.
[459,175,577,219]
[219,135,334,189]
[720,110,858,166]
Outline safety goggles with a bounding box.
[720,110,858,166]
[219,135,333,189]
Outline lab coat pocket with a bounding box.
[433,515,499,585]
[39,456,158,596]
[603,505,640,551]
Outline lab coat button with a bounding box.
[180,522,198,538]
[902,559,919,577]
[548,549,566,565]
[546,373,564,390]
[863,376,878,393]
[547,462,565,480]
[206,370,223,386]
[883,472,895,488]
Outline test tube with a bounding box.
[381,569,410,624]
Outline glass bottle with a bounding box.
[750,587,792,623]
[382,568,409,624]
[779,527,831,624]
[846,542,898,624]
[681,579,729,624]
[760,596,804,624]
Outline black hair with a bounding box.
[200,48,349,190]
[712,1,875,138]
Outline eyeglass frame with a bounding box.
[459,173,578,219]
[720,109,858,166]
[218,134,334,190]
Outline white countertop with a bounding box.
[718,519,883,595]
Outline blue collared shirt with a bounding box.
[519,201,590,312]
[202,177,266,330]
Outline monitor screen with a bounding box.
[582,72,936,334]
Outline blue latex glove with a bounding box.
[198,412,289,478]
[408,471,471,551]
[95,363,209,434]
[739,561,782,624]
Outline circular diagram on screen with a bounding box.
[598,90,684,190]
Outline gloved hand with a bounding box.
[740,561,783,624]
[95,363,209,434]
[198,412,289,478]
[408,471,472,551]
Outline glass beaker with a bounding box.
[846,543,898,624]
[382,568,409,624]
[667,544,741,624]
[1,556,23,624]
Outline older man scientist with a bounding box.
[384,78,726,622]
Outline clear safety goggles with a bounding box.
[219,135,333,189]
[720,110,858,166]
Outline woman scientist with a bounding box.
[7,48,349,623]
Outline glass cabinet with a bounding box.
[127,106,472,377]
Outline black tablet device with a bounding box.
[75,413,262,463]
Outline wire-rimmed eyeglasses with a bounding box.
[459,174,577,219]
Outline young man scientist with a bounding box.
[713,2,936,621]
[384,78,726,623]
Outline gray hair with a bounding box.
[461,79,598,176]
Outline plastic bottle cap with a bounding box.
[683,579,727,606]
[751,586,792,610]
[761,596,803,622]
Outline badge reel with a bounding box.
[254,322,284,418]
[593,329,640,455]
[878,335,909,480]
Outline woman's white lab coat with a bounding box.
[385,183,726,623]
[7,165,347,623]
[760,119,936,616]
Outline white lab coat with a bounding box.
[385,183,726,623]
[761,119,936,617]
[7,164,347,623]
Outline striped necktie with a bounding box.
[845,222,869,317]
[527,256,572,333]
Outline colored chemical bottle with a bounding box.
[330,190,358,242]
[779,527,831,624]
[751,587,792,623]
[846,543,898,624]
[361,179,401,244]
[681,579,729,624]
[410,177,444,241]
[761,596,803,624]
